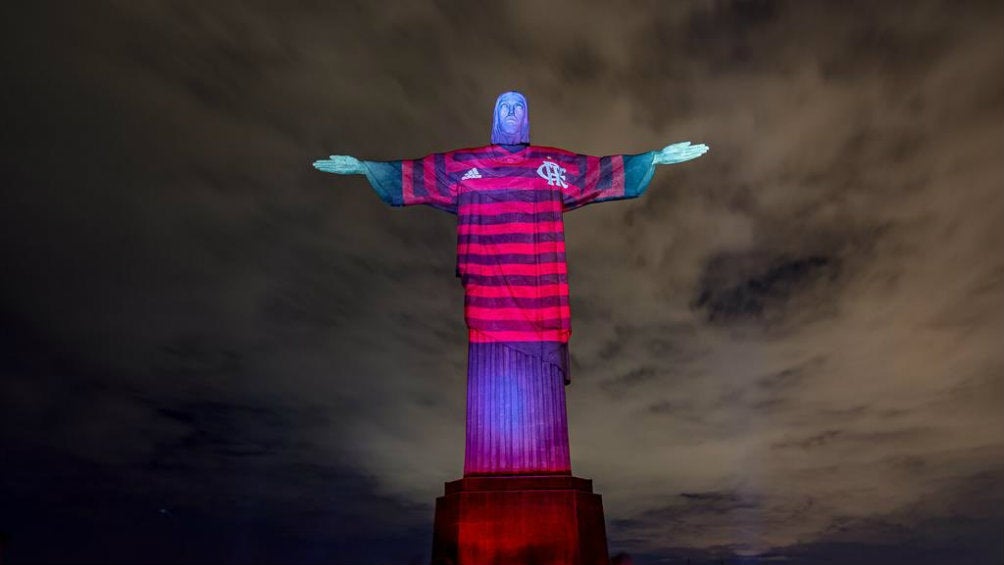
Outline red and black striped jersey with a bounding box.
[362,144,656,344]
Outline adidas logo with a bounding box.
[462,168,482,180]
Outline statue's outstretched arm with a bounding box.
[312,152,458,213]
[652,142,709,165]
[313,155,366,175]
[562,142,709,211]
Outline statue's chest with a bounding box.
[454,168,565,240]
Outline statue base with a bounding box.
[431,475,610,565]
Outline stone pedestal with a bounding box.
[431,475,610,565]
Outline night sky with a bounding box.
[2,1,1002,564]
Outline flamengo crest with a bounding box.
[537,158,568,188]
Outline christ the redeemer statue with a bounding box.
[314,92,707,480]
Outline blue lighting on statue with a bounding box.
[491,91,530,145]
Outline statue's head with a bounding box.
[491,91,529,145]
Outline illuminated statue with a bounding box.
[314,91,707,564]
[315,91,707,474]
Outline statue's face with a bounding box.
[496,93,525,135]
[490,90,529,144]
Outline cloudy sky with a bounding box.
[1,0,1002,563]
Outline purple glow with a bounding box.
[464,342,571,475]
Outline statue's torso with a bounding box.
[452,146,574,344]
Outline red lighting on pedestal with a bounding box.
[432,476,609,565]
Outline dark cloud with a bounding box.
[678,490,761,514]
[601,366,663,398]
[694,252,837,323]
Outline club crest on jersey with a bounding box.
[536,158,568,188]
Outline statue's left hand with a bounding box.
[653,142,709,165]
[312,155,366,175]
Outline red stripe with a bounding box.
[422,155,436,198]
[611,154,625,195]
[584,155,600,193]
[459,262,567,276]
[464,306,566,320]
[469,329,571,342]
[464,283,570,298]
[402,159,414,204]
[458,242,565,255]
[459,201,563,215]
[457,221,564,235]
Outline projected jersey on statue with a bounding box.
[313,92,708,477]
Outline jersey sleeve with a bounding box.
[361,153,457,213]
[562,151,657,211]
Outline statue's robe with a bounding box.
[362,144,656,475]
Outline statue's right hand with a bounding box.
[312,155,365,175]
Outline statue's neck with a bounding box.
[499,143,528,154]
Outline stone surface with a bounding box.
[465,343,571,476]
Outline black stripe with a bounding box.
[412,159,427,199]
[599,156,612,189]
[462,273,569,286]
[459,189,562,203]
[458,232,565,244]
[458,252,566,265]
[434,153,449,196]
[458,211,562,225]
[465,318,569,331]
